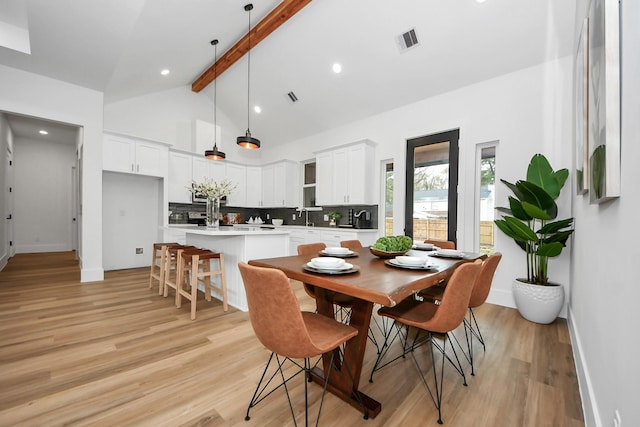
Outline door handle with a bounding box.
[5,214,11,220]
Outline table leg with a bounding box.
[311,289,382,419]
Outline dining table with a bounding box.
[248,246,486,419]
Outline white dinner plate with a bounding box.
[307,262,354,271]
[320,249,356,257]
[385,259,436,270]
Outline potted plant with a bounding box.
[327,212,341,227]
[494,154,574,324]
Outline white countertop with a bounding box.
[167,225,290,236]
[166,224,378,233]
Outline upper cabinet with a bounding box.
[262,161,299,207]
[168,151,193,203]
[245,166,262,207]
[103,133,168,177]
[316,140,376,205]
[225,163,247,207]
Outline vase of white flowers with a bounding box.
[189,177,236,228]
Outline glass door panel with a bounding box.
[405,130,459,244]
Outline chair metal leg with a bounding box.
[410,332,467,424]
[245,349,363,426]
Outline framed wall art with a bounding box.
[587,0,621,203]
[575,17,589,195]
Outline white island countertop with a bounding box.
[168,225,291,236]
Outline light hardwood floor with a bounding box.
[0,252,584,426]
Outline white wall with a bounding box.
[13,137,75,253]
[103,86,262,165]
[0,64,104,282]
[102,172,162,270]
[260,57,574,313]
[568,1,640,426]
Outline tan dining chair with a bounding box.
[297,242,355,323]
[420,253,502,374]
[424,239,456,250]
[238,262,365,425]
[340,239,363,251]
[369,259,482,424]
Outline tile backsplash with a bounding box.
[168,202,378,228]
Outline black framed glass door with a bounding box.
[405,129,459,244]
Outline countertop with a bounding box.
[166,224,378,232]
[166,225,290,236]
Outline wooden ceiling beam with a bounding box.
[192,0,312,93]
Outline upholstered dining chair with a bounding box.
[297,242,355,323]
[339,239,363,251]
[369,260,482,424]
[420,253,502,375]
[424,239,456,250]
[238,262,364,425]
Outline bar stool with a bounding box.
[149,242,179,295]
[163,244,197,302]
[176,248,228,320]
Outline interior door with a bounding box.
[405,129,459,244]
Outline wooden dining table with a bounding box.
[248,247,485,419]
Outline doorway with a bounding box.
[404,129,459,243]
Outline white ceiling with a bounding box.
[0,0,577,147]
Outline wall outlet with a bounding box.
[323,214,329,221]
[292,214,296,220]
[266,213,270,220]
[136,248,143,254]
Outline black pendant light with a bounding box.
[237,3,260,149]
[205,39,226,160]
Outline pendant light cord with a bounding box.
[213,40,218,145]
[246,5,252,133]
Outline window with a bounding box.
[382,160,394,236]
[302,161,316,208]
[477,144,496,254]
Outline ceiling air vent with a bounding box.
[287,91,298,103]
[397,28,419,51]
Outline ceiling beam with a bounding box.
[192,0,312,93]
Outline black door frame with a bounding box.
[404,129,459,244]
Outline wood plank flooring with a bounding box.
[0,252,584,426]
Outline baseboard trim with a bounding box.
[567,306,601,427]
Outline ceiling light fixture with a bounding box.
[161,69,170,76]
[236,3,260,150]
[205,39,226,160]
[332,63,342,74]
[39,130,48,135]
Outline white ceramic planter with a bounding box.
[512,279,564,324]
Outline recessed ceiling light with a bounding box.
[476,0,487,3]
[39,130,48,135]
[254,105,262,114]
[332,63,342,74]
[160,69,170,76]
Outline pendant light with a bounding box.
[236,3,260,149]
[205,39,226,160]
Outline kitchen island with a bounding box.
[165,226,290,311]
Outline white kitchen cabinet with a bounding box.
[245,166,262,207]
[168,151,193,203]
[262,161,300,207]
[225,163,246,207]
[315,141,375,205]
[103,133,168,177]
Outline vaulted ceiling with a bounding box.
[0,0,576,146]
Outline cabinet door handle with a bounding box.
[136,164,140,172]
[131,163,135,172]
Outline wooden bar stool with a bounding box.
[176,248,228,320]
[163,245,197,302]
[149,242,179,295]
